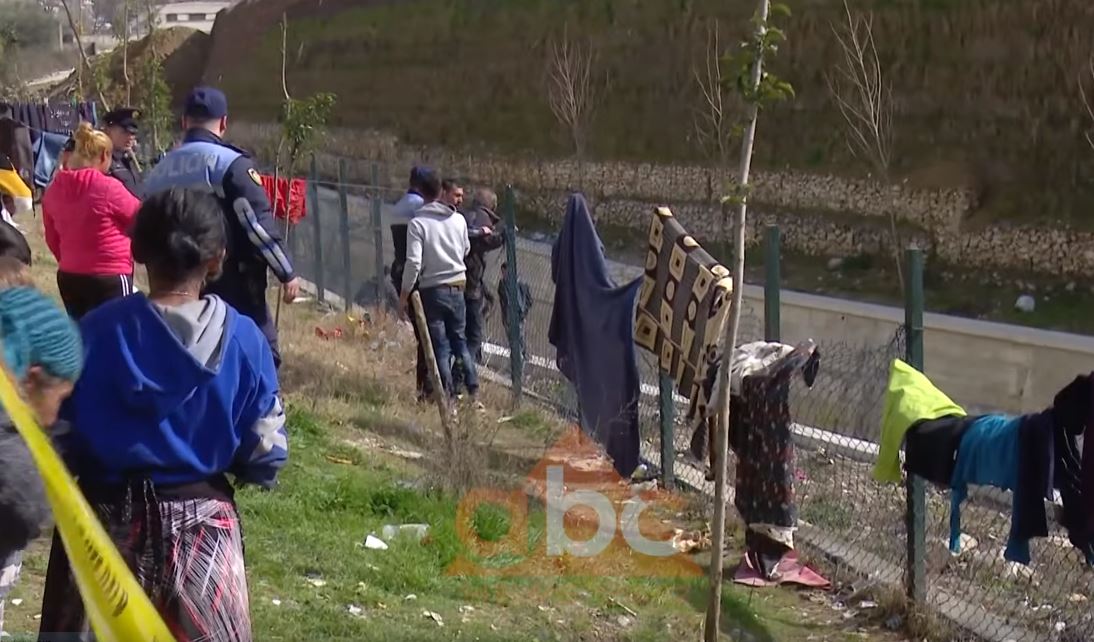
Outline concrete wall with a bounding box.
[760,285,1094,414]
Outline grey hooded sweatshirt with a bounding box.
[401,201,471,294]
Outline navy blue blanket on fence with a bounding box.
[548,193,643,477]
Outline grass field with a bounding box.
[1,218,909,641]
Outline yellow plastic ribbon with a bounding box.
[0,367,175,642]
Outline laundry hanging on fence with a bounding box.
[8,101,97,139]
[729,342,818,534]
[948,415,1021,553]
[0,113,34,183]
[634,207,732,426]
[1051,374,1094,539]
[878,359,1094,567]
[32,132,69,189]
[548,193,643,477]
[1049,374,1094,565]
[874,360,967,483]
[709,340,828,588]
[903,415,976,486]
[260,174,308,224]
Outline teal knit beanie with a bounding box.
[0,287,83,382]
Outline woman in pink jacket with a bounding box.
[43,122,141,319]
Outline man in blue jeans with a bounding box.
[399,173,480,406]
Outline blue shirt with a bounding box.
[391,190,424,222]
[143,129,294,289]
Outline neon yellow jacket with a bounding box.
[873,359,966,483]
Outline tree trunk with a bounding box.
[703,1,769,640]
[122,1,131,105]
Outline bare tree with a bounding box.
[693,22,736,170]
[825,0,902,288]
[545,24,603,182]
[58,0,109,108]
[1079,57,1094,150]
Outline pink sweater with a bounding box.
[43,168,141,275]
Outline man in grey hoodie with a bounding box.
[400,173,479,402]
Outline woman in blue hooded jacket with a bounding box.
[38,187,288,642]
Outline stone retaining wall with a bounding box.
[231,122,1093,276]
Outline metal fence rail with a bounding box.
[287,157,1094,642]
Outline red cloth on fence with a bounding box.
[260,174,307,224]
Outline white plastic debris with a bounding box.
[347,604,364,618]
[404,594,418,601]
[381,524,430,542]
[9,599,22,606]
[363,534,389,551]
[271,599,282,607]
[1014,295,1036,313]
[423,610,444,627]
[458,605,475,614]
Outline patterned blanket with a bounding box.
[634,207,733,419]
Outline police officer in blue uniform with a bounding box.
[142,86,301,366]
[101,107,143,197]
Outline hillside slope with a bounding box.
[49,27,211,109]
[201,0,1094,225]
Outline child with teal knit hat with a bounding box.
[0,285,83,637]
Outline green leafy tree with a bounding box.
[271,13,337,327]
[136,0,172,157]
[704,3,794,640]
[0,1,58,49]
[0,1,60,95]
[138,54,172,156]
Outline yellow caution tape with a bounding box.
[0,367,176,642]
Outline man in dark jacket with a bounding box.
[463,187,504,362]
[142,86,300,366]
[101,107,143,197]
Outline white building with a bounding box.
[154,1,232,33]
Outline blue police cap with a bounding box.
[184,86,229,120]
[410,165,435,185]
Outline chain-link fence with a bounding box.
[284,157,1093,642]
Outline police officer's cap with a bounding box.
[103,107,141,134]
[184,86,229,121]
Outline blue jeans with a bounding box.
[465,295,485,363]
[420,285,478,397]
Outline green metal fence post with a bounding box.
[371,163,385,302]
[502,185,523,403]
[659,374,675,489]
[337,159,352,312]
[904,247,926,603]
[764,225,781,342]
[309,155,325,303]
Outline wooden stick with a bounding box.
[410,291,454,447]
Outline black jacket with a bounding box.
[108,149,142,198]
[463,205,504,299]
[0,412,48,559]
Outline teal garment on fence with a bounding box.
[949,415,1021,553]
